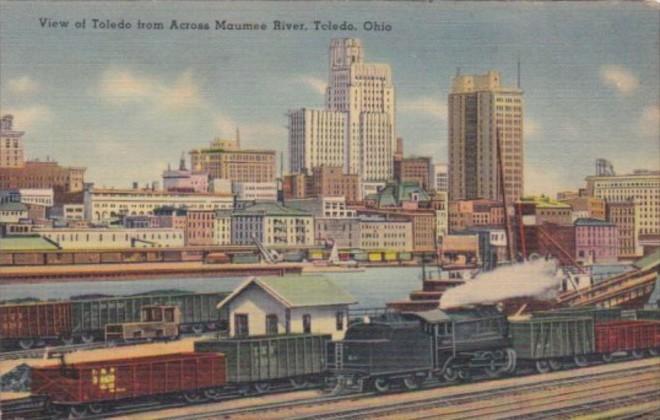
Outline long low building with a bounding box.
[35,227,185,249]
[84,187,233,223]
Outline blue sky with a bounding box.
[1,1,658,195]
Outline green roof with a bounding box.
[219,275,356,308]
[234,202,311,217]
[0,236,59,251]
[520,195,571,209]
[633,249,660,271]
[371,181,430,207]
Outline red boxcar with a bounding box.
[31,352,226,405]
[0,302,72,339]
[595,320,660,353]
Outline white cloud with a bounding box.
[8,76,40,96]
[399,96,447,120]
[639,104,660,138]
[97,68,203,111]
[600,65,639,96]
[0,105,52,130]
[299,76,327,95]
[524,117,541,138]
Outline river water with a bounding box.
[0,266,431,309]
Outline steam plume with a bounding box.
[439,259,560,309]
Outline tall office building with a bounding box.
[0,115,25,168]
[289,38,395,183]
[448,71,524,204]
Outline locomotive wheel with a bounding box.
[573,355,589,368]
[18,339,34,350]
[504,348,518,374]
[373,378,390,393]
[68,405,88,418]
[443,367,458,383]
[192,325,204,336]
[88,404,103,414]
[81,334,95,344]
[203,388,225,401]
[535,360,551,374]
[403,376,423,390]
[602,353,614,363]
[648,348,659,357]
[253,382,270,394]
[631,349,644,359]
[548,359,562,371]
[457,369,471,382]
[290,377,308,389]
[484,363,501,378]
[183,391,204,403]
[61,336,75,346]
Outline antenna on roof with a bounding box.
[456,67,461,77]
[517,57,521,89]
[280,152,284,177]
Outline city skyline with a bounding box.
[1,2,658,196]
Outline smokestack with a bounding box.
[132,182,138,190]
[236,127,241,149]
[517,58,521,89]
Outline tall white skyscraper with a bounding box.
[288,38,395,182]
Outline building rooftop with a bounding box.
[217,275,357,309]
[90,188,231,197]
[233,202,311,217]
[0,236,59,251]
[574,218,616,227]
[367,181,430,207]
[520,195,571,209]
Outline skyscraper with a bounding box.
[288,38,395,184]
[447,71,524,204]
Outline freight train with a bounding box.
[18,306,660,418]
[0,290,229,350]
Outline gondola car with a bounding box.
[31,334,330,417]
[31,352,226,418]
[0,290,228,350]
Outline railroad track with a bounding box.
[286,364,660,420]
[115,358,659,420]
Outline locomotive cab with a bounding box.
[105,305,181,342]
[328,316,433,392]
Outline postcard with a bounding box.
[0,1,659,419]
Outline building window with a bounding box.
[302,314,312,334]
[336,311,344,331]
[234,313,249,337]
[266,314,278,335]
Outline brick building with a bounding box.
[394,156,432,191]
[448,199,504,232]
[575,218,619,263]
